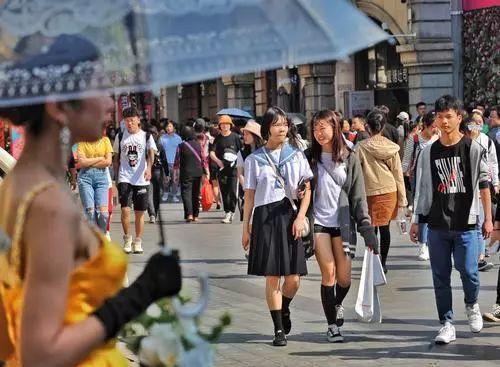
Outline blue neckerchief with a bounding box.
[253,143,299,189]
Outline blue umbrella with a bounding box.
[0,0,387,108]
[216,108,253,119]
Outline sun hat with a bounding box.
[396,111,410,121]
[241,119,262,138]
[218,114,233,125]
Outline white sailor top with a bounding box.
[244,143,313,208]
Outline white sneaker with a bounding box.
[417,243,429,261]
[149,215,156,224]
[229,212,235,222]
[133,238,144,254]
[123,235,132,254]
[435,322,456,344]
[221,212,232,224]
[466,303,483,333]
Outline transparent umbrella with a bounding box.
[0,0,387,108]
[0,0,387,317]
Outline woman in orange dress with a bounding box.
[0,37,182,366]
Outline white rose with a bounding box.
[148,323,183,367]
[146,303,163,318]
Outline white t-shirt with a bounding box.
[314,153,347,227]
[244,148,313,208]
[113,130,157,186]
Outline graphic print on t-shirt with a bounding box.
[434,156,466,194]
[125,143,144,168]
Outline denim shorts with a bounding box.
[77,168,109,209]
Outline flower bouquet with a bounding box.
[120,274,230,367]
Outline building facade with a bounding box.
[157,0,459,124]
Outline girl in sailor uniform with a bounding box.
[241,106,313,347]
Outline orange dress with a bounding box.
[0,182,129,366]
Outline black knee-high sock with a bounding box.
[378,224,391,266]
[270,310,284,333]
[282,295,292,315]
[320,285,336,325]
[335,283,351,305]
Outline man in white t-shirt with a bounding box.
[113,107,157,254]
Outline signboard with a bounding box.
[344,90,375,118]
[10,126,25,159]
[463,0,499,11]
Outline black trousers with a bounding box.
[180,176,202,219]
[148,168,163,217]
[219,175,238,213]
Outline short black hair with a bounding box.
[122,106,140,118]
[416,101,427,109]
[352,114,366,122]
[434,95,463,114]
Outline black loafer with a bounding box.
[272,330,287,346]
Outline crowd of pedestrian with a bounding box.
[65,96,500,348]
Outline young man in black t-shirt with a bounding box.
[209,115,241,223]
[410,95,492,344]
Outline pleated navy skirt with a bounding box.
[248,198,307,276]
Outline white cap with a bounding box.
[397,111,410,121]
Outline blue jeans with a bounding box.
[427,228,480,324]
[418,223,428,244]
[77,167,109,231]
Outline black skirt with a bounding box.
[248,198,308,276]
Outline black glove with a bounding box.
[93,251,182,340]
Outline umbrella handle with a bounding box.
[172,272,209,319]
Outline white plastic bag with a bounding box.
[355,248,375,322]
[373,253,387,287]
[355,249,385,323]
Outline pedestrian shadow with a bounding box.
[398,285,498,292]
[289,333,500,362]
[351,264,430,272]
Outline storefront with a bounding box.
[354,39,409,120]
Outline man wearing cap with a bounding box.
[210,115,242,223]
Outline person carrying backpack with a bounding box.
[113,107,157,254]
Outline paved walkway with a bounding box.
[113,203,500,367]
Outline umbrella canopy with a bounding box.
[0,0,387,107]
[216,108,253,119]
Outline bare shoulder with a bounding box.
[23,185,80,248]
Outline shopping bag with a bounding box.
[355,248,375,322]
[372,286,382,324]
[373,253,387,287]
[201,179,214,212]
